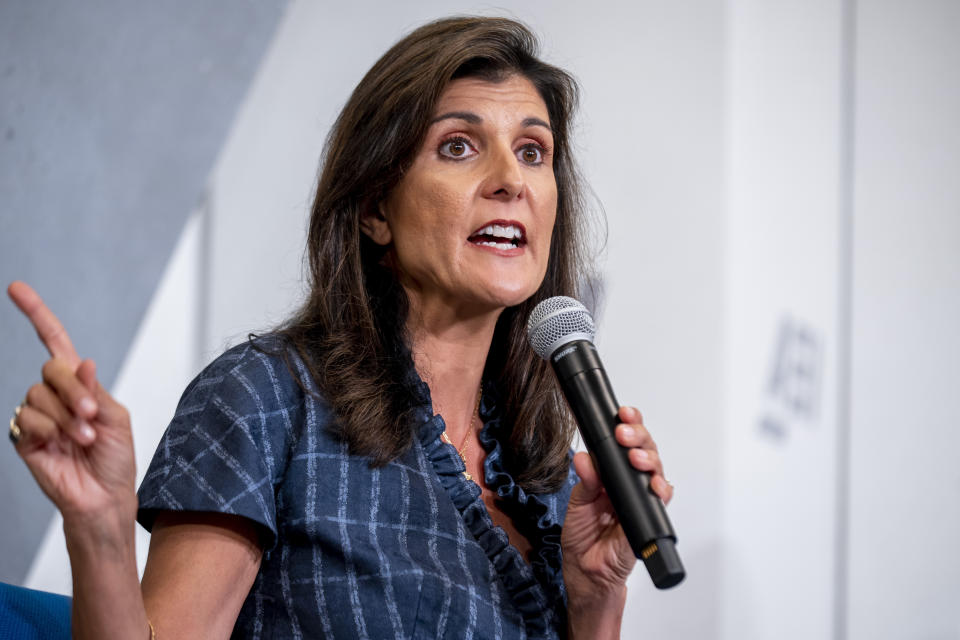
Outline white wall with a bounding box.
[847,1,960,638]
[722,2,844,638]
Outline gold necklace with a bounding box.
[441,385,482,481]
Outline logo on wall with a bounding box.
[759,315,823,441]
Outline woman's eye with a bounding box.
[439,137,475,159]
[518,144,544,165]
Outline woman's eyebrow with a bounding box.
[431,111,482,124]
[522,117,552,132]
[429,112,553,132]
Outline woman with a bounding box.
[8,16,672,639]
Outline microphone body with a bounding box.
[527,297,684,589]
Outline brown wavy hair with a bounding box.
[278,16,593,492]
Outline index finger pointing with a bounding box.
[8,281,81,368]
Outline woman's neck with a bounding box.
[405,297,501,441]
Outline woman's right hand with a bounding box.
[8,281,137,525]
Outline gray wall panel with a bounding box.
[0,0,287,583]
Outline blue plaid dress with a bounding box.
[137,336,578,639]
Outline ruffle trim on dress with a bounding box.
[413,381,563,639]
[477,389,568,621]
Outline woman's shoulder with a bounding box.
[137,334,330,540]
[178,334,315,415]
[154,332,333,468]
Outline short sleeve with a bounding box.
[137,338,299,550]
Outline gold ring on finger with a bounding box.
[9,416,23,445]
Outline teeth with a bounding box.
[475,224,523,240]
[479,241,517,250]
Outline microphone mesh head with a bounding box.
[526,296,596,359]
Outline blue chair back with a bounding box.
[0,582,71,640]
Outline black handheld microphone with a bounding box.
[527,296,685,589]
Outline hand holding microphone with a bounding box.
[527,296,685,589]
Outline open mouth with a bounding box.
[468,221,526,250]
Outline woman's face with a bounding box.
[367,74,558,317]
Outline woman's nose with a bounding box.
[481,145,524,201]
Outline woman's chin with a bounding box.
[472,284,540,312]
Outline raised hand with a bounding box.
[7,281,137,523]
[561,406,672,638]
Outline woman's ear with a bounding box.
[359,202,393,246]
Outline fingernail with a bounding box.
[634,448,649,460]
[79,423,96,442]
[620,426,635,439]
[79,397,97,416]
